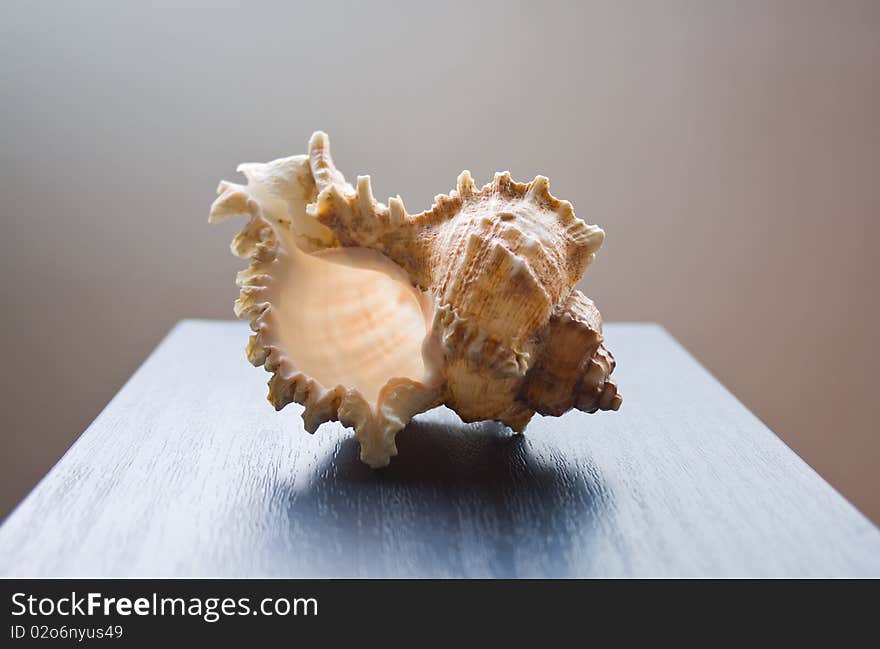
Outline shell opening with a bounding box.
[267,240,437,405]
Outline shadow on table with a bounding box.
[272,410,613,577]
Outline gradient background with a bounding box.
[2,0,878,524]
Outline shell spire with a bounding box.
[211,131,621,468]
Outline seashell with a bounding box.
[210,132,621,467]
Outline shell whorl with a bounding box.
[310,135,618,426]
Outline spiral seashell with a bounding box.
[210,132,621,467]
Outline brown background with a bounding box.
[2,1,878,524]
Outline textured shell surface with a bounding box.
[210,132,621,467]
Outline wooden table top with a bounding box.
[1,320,877,578]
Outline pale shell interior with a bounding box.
[266,238,435,404]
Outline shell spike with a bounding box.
[571,222,605,254]
[308,130,345,192]
[527,175,551,201]
[492,170,513,191]
[209,181,249,223]
[356,175,375,213]
[320,183,350,215]
[389,195,407,226]
[556,199,575,219]
[457,170,476,197]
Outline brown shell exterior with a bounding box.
[312,152,619,430]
